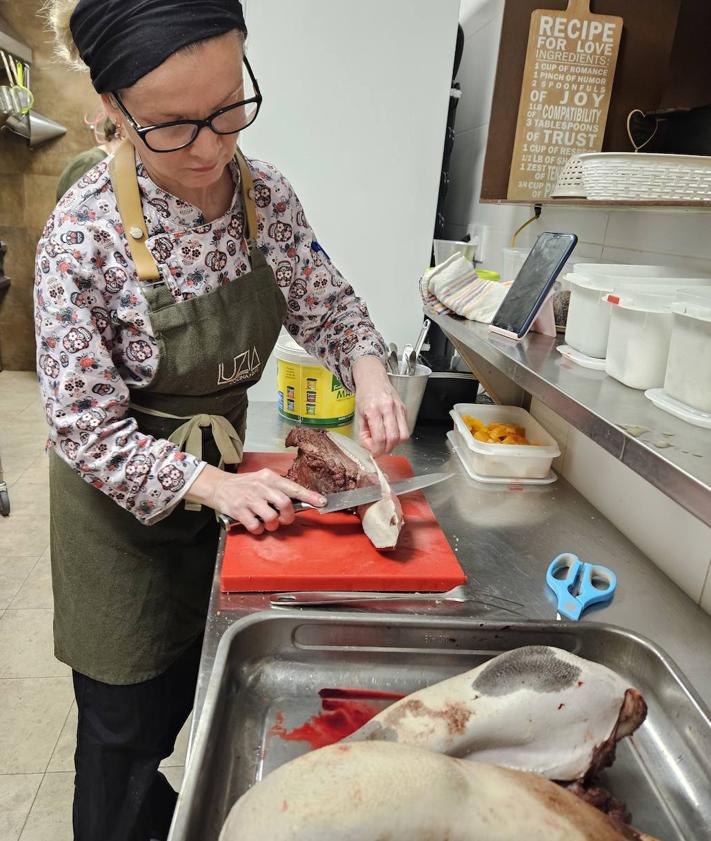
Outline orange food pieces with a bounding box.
[461,415,533,446]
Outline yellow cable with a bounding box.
[511,205,542,247]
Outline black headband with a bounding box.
[70,0,247,93]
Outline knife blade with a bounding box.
[220,470,453,530]
[314,471,452,514]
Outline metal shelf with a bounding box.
[430,311,711,528]
[481,198,711,211]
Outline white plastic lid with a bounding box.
[604,289,676,313]
[646,389,711,428]
[671,300,711,323]
[274,331,318,365]
[678,287,711,306]
[566,272,616,293]
[570,273,711,294]
[573,262,703,279]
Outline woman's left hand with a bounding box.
[352,356,409,457]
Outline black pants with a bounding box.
[72,636,203,841]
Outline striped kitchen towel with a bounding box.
[420,254,511,323]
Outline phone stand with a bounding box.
[529,293,557,337]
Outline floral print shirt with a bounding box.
[34,151,386,524]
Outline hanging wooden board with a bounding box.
[506,0,623,200]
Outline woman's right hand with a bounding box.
[186,464,326,535]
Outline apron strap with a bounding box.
[108,141,161,283]
[130,402,244,512]
[233,147,259,245]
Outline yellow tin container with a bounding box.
[275,334,355,426]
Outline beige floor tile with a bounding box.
[0,399,36,424]
[0,678,74,774]
[0,462,31,490]
[1,481,49,512]
[16,401,45,422]
[0,509,49,559]
[17,773,73,841]
[45,706,75,775]
[161,766,184,791]
[11,459,48,489]
[0,557,38,611]
[0,774,43,841]
[161,714,192,768]
[9,553,52,611]
[0,611,68,679]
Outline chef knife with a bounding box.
[220,471,453,530]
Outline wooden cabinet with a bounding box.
[481,0,711,206]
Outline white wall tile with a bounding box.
[600,246,711,276]
[519,207,610,248]
[562,427,711,602]
[529,397,570,472]
[602,211,711,262]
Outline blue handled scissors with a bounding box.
[546,553,617,621]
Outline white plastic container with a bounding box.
[449,404,560,480]
[663,289,711,413]
[604,290,677,390]
[564,271,711,359]
[433,239,476,265]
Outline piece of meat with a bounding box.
[345,645,647,783]
[218,741,660,841]
[285,428,363,494]
[286,428,404,550]
[565,780,632,826]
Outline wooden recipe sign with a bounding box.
[507,0,623,200]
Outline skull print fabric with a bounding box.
[34,151,386,525]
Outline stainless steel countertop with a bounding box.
[430,312,711,528]
[194,401,711,726]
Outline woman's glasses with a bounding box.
[112,57,262,153]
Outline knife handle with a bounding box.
[220,499,314,531]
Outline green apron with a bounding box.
[50,141,287,684]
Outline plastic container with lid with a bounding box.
[604,290,679,390]
[663,288,711,413]
[450,404,560,480]
[564,269,711,359]
[274,333,355,426]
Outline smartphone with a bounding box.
[490,232,578,340]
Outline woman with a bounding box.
[37,1,409,839]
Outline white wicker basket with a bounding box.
[578,152,711,201]
[551,155,586,198]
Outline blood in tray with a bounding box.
[268,688,405,750]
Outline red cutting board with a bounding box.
[221,452,466,592]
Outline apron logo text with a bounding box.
[217,347,261,386]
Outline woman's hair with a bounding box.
[43,0,85,71]
[43,0,245,75]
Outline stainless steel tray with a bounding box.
[170,613,711,841]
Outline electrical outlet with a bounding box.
[467,224,490,264]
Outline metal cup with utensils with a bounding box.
[388,363,431,435]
